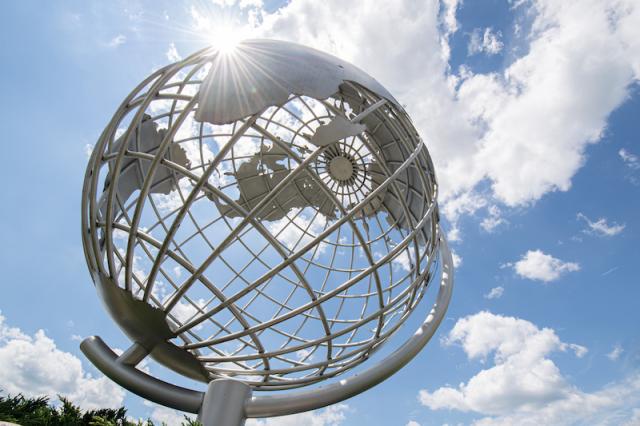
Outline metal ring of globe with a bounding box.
[80,39,453,423]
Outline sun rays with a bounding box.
[208,23,245,53]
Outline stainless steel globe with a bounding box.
[80,39,453,424]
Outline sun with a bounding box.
[185,6,251,54]
[208,23,245,53]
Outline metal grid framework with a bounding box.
[82,46,441,391]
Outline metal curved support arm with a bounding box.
[80,235,453,419]
[80,337,203,413]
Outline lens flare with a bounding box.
[209,24,244,53]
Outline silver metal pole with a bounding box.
[198,379,252,426]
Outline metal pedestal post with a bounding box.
[198,379,252,426]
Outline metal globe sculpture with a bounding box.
[81,39,453,425]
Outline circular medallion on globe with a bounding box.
[80,39,453,423]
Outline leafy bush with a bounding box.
[0,393,200,426]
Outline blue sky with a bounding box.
[1,1,639,425]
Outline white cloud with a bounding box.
[266,208,330,255]
[107,34,126,48]
[453,0,640,206]
[420,311,584,414]
[480,205,507,233]
[173,265,182,278]
[607,344,623,361]
[577,213,625,237]
[442,191,488,223]
[151,179,193,214]
[170,298,207,329]
[246,403,349,425]
[451,249,462,268]
[462,0,640,207]
[149,405,194,425]
[406,421,421,426]
[447,225,462,242]
[441,0,462,35]
[0,312,125,410]
[619,148,640,185]
[443,198,506,241]
[211,0,238,7]
[239,0,263,9]
[419,311,640,425]
[619,148,640,170]
[392,249,413,272]
[441,192,488,240]
[484,286,504,299]
[468,28,503,55]
[295,348,313,362]
[84,143,94,159]
[623,408,640,426]
[189,6,211,32]
[166,42,182,62]
[510,250,579,282]
[471,373,640,426]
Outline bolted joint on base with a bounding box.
[198,379,252,426]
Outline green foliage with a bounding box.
[0,393,201,426]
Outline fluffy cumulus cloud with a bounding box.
[0,312,125,410]
[468,28,503,56]
[455,0,640,207]
[419,311,585,415]
[577,213,625,237]
[510,250,579,282]
[246,404,349,425]
[419,311,640,425]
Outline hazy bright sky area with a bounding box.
[1,1,639,425]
